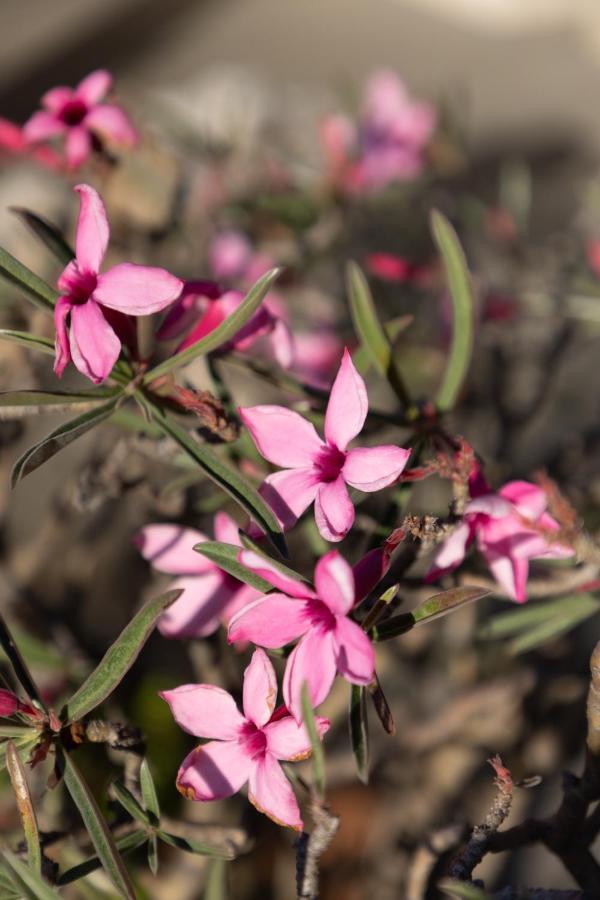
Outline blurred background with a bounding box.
[2,1,600,898]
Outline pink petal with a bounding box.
[466,495,514,519]
[213,511,241,546]
[283,629,337,723]
[94,263,183,315]
[69,299,121,383]
[158,573,234,638]
[243,648,278,727]
[239,406,324,468]
[209,231,252,280]
[353,547,391,605]
[333,618,375,684]
[22,111,65,142]
[499,481,547,521]
[264,714,330,761]
[238,550,314,599]
[160,683,245,739]
[259,468,320,531]
[176,298,226,351]
[65,127,92,169]
[314,551,355,614]
[41,86,73,113]
[270,319,295,368]
[343,445,410,492]
[484,552,529,603]
[228,593,310,648]
[314,477,355,543]
[248,753,302,830]
[53,296,72,378]
[76,70,112,105]
[177,740,251,801]
[223,583,263,627]
[73,184,109,274]
[134,525,213,575]
[426,522,472,581]
[324,348,368,451]
[85,104,138,147]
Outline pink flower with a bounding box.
[23,70,138,170]
[322,70,436,194]
[229,550,375,722]
[427,478,574,602]
[240,349,410,542]
[0,689,39,719]
[134,511,261,639]
[0,117,63,170]
[160,648,329,830]
[365,252,430,286]
[54,184,183,383]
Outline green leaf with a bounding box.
[347,261,410,406]
[0,330,55,357]
[10,397,121,487]
[147,834,159,876]
[151,410,286,556]
[144,268,282,383]
[111,781,152,826]
[11,207,75,266]
[0,389,118,420]
[194,542,273,592]
[157,830,235,859]
[6,741,42,875]
[62,588,182,723]
[57,829,148,886]
[139,759,160,823]
[0,247,58,314]
[438,879,489,900]
[411,585,491,625]
[0,615,45,709]
[349,685,369,785]
[204,859,227,900]
[301,682,325,798]
[0,848,58,899]
[430,210,475,412]
[62,752,136,899]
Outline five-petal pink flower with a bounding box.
[240,348,410,542]
[54,184,183,383]
[23,70,138,170]
[160,648,329,830]
[228,550,375,722]
[427,478,574,602]
[135,511,261,639]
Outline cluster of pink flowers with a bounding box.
[321,70,437,194]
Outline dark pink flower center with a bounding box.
[314,445,345,483]
[61,267,97,305]
[60,99,88,127]
[307,598,337,633]
[239,722,267,761]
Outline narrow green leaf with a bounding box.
[139,759,160,823]
[0,389,117,420]
[0,615,45,709]
[11,207,75,266]
[204,859,227,900]
[509,594,599,655]
[430,210,475,411]
[151,410,286,556]
[0,247,58,314]
[438,880,489,900]
[0,330,55,357]
[301,682,325,798]
[10,397,121,487]
[157,830,235,859]
[147,834,159,876]
[194,542,272,592]
[6,741,41,875]
[412,585,491,625]
[111,781,151,827]
[62,752,136,899]
[479,594,600,642]
[347,261,410,406]
[57,830,148,886]
[353,315,413,374]
[144,268,282,383]
[0,848,58,899]
[349,685,369,785]
[62,588,182,723]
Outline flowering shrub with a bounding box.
[0,66,597,899]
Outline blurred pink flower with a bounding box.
[0,117,63,170]
[23,70,138,170]
[53,184,182,383]
[160,648,329,829]
[427,477,574,602]
[240,349,410,542]
[135,511,261,639]
[366,252,430,285]
[229,550,375,722]
[322,70,436,193]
